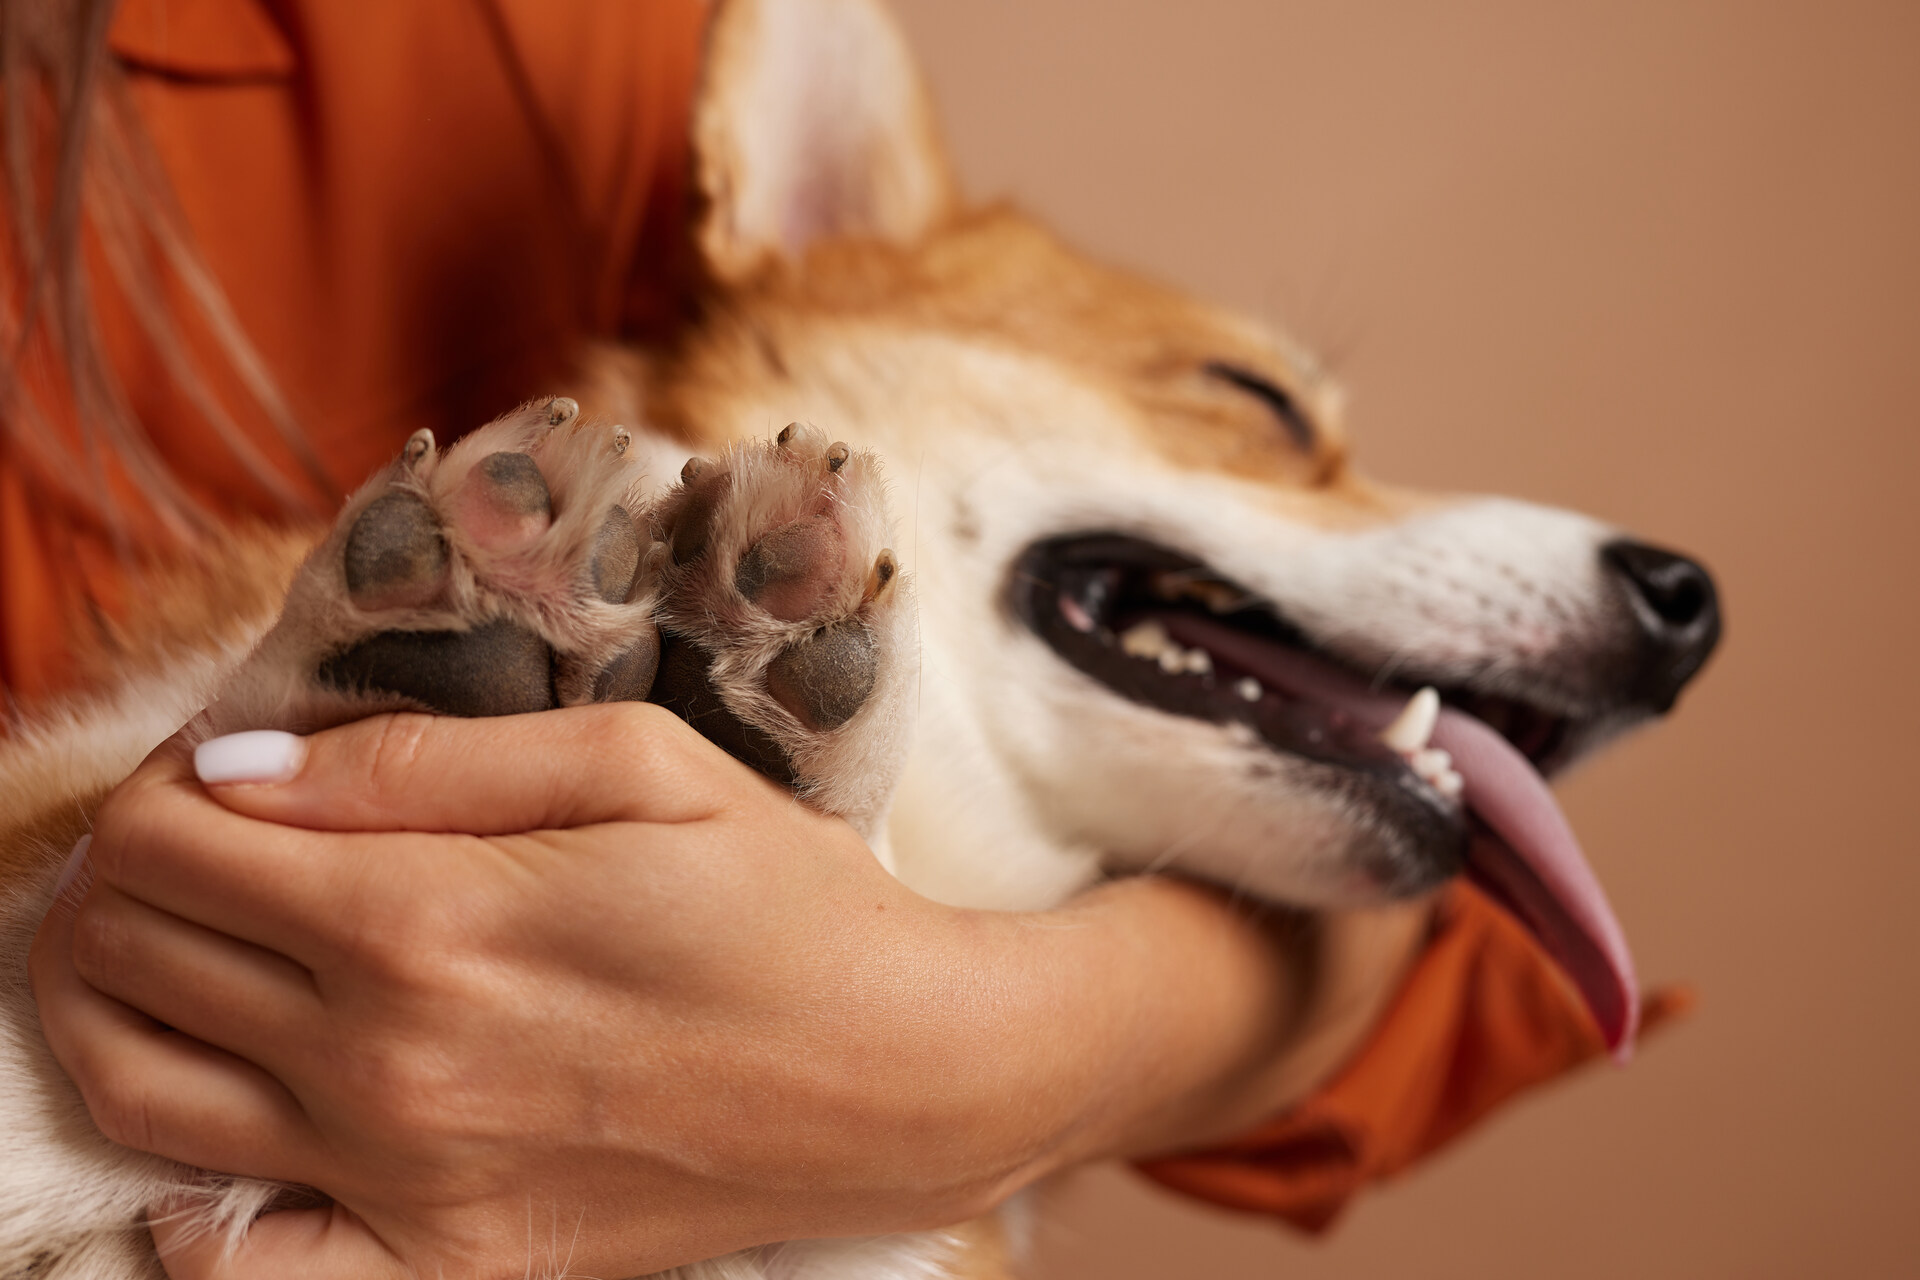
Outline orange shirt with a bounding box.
[1,0,704,698]
[0,0,1659,1236]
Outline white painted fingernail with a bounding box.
[52,834,92,901]
[193,730,309,786]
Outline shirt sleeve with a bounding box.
[1135,881,1693,1233]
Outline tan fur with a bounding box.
[0,532,308,880]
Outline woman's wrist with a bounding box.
[932,876,1433,1201]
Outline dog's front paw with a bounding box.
[207,410,914,840]
[646,424,914,838]
[209,397,660,734]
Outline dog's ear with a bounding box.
[693,0,956,280]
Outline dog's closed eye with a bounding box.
[1204,362,1316,453]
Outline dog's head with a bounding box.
[644,0,1721,1054]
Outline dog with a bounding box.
[0,0,1720,1276]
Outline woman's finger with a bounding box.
[67,881,321,1074]
[151,1201,408,1280]
[85,757,410,964]
[85,705,778,967]
[29,899,330,1186]
[193,703,754,834]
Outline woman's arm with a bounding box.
[30,703,1428,1280]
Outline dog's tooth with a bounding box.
[1183,648,1213,676]
[1405,744,1465,800]
[1236,676,1263,702]
[1157,646,1187,674]
[1120,619,1171,660]
[1381,686,1441,753]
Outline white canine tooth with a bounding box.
[1236,676,1263,702]
[1158,647,1186,674]
[1120,619,1172,660]
[1434,770,1465,800]
[1381,686,1441,754]
[1183,648,1213,675]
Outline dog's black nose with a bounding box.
[1602,539,1722,712]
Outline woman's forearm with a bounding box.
[953,876,1433,1197]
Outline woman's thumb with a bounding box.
[191,704,736,834]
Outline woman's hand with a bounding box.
[30,703,1429,1279]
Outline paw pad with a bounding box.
[735,517,844,622]
[319,619,553,718]
[216,407,913,838]
[766,621,877,731]
[343,492,446,610]
[590,507,642,603]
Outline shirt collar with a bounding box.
[109,0,294,80]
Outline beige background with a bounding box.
[890,1,1920,1276]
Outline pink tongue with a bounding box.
[1159,615,1640,1059]
[1431,709,1639,1059]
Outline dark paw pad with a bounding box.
[648,634,796,784]
[766,621,877,731]
[591,506,642,603]
[592,628,662,703]
[670,470,730,565]
[344,491,447,610]
[318,620,554,717]
[735,517,845,621]
[475,450,551,516]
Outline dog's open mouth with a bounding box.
[1011,534,1639,1058]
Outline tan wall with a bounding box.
[890,1,1920,1276]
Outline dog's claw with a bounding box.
[867,549,897,602]
[402,428,436,471]
[826,442,850,473]
[612,425,631,456]
[546,396,580,427]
